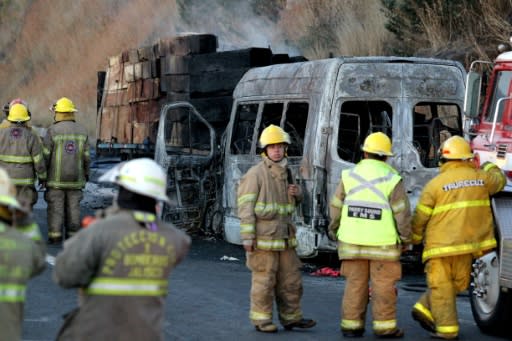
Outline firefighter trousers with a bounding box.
[45,188,83,239]
[340,258,401,334]
[15,185,38,211]
[414,254,472,338]
[246,248,303,326]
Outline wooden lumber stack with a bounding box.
[96,33,297,148]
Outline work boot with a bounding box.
[342,328,364,337]
[412,308,435,333]
[47,236,63,245]
[430,332,458,340]
[283,318,316,330]
[375,328,404,339]
[255,322,278,333]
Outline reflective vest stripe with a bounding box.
[0,284,26,302]
[86,278,168,296]
[347,170,393,206]
[432,199,490,215]
[338,246,400,260]
[339,160,401,246]
[422,238,496,262]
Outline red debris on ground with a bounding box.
[310,267,340,277]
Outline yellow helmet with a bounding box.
[259,124,291,148]
[440,136,473,160]
[362,132,393,156]
[7,103,30,122]
[53,97,77,113]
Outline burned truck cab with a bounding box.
[222,57,466,258]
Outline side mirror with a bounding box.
[464,71,482,118]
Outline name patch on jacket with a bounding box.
[348,206,382,220]
[442,179,484,191]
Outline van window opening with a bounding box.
[337,101,392,163]
[164,106,210,156]
[485,70,512,123]
[230,104,258,154]
[413,102,462,168]
[230,102,309,156]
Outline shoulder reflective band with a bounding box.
[85,277,168,296]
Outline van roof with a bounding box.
[233,56,465,99]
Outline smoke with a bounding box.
[0,0,296,136]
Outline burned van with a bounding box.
[222,57,466,258]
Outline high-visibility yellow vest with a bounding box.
[338,159,401,246]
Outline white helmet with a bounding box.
[99,158,170,203]
[0,167,25,220]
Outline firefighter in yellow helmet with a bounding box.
[328,132,411,338]
[411,135,506,339]
[43,97,90,244]
[1,98,30,128]
[0,167,46,341]
[53,158,190,340]
[0,103,47,210]
[237,124,316,333]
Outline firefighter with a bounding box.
[0,167,46,341]
[328,132,411,338]
[53,158,191,340]
[237,124,316,333]
[1,98,30,128]
[43,97,90,244]
[410,136,506,340]
[0,103,47,210]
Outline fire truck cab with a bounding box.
[464,51,512,336]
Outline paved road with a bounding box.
[22,205,506,340]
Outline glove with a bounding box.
[38,181,46,190]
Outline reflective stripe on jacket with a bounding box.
[43,120,90,189]
[338,159,402,246]
[0,124,47,185]
[86,277,168,296]
[412,161,506,262]
[237,157,301,251]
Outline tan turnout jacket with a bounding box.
[53,207,191,341]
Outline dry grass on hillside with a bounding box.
[279,0,391,59]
